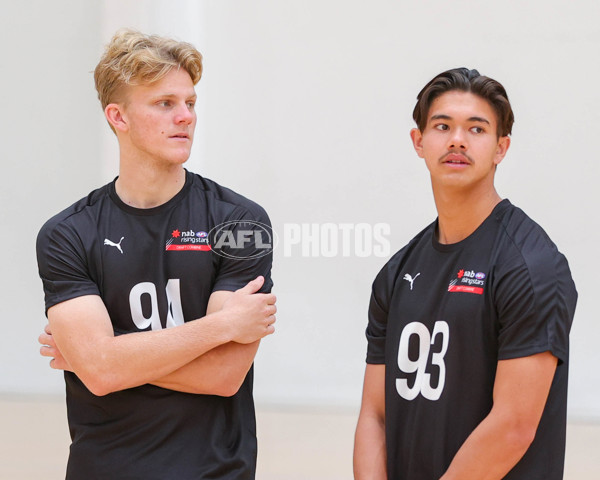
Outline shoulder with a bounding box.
[373,221,434,295]
[491,201,577,316]
[492,201,572,280]
[187,171,270,223]
[493,201,555,253]
[491,201,577,361]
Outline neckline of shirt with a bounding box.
[431,199,511,253]
[108,169,193,216]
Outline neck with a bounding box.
[432,182,502,244]
[115,155,187,209]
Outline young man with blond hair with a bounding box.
[37,30,275,479]
[354,68,577,479]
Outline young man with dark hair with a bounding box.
[354,67,577,480]
[37,30,276,479]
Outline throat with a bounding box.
[115,167,186,209]
[435,192,502,244]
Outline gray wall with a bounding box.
[2,1,598,419]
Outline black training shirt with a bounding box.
[37,170,273,479]
[366,200,577,479]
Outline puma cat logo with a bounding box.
[104,237,125,254]
[403,272,420,290]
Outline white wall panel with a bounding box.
[2,0,598,420]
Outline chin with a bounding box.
[163,151,192,165]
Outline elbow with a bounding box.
[187,381,241,397]
[214,386,240,398]
[177,371,245,397]
[80,375,115,397]
[208,361,252,397]
[211,376,244,397]
[77,362,122,397]
[504,420,538,456]
[208,367,247,397]
[68,345,124,396]
[88,383,113,397]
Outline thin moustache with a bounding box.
[439,151,473,164]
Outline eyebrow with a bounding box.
[153,93,197,99]
[430,114,490,125]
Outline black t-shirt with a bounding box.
[366,200,577,480]
[37,170,273,480]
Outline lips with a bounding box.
[443,153,470,165]
[169,132,190,140]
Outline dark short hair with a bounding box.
[412,68,514,137]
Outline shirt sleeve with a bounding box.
[36,217,100,314]
[211,205,274,294]
[366,262,395,365]
[494,236,577,364]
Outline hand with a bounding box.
[38,323,73,371]
[221,276,277,344]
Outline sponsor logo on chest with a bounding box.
[165,221,275,258]
[448,268,487,295]
[166,229,211,251]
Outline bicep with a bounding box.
[210,209,273,293]
[47,295,114,372]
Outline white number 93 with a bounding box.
[396,321,449,401]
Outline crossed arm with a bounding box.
[38,276,276,397]
[353,352,558,480]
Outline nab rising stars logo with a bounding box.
[166,229,211,252]
[164,221,275,259]
[448,268,487,295]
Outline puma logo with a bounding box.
[104,237,124,254]
[403,272,420,290]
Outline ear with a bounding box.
[104,103,129,133]
[493,135,511,166]
[410,128,425,158]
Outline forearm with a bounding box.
[441,353,557,480]
[49,298,236,396]
[440,409,535,480]
[47,279,275,396]
[354,412,387,479]
[354,364,387,480]
[151,341,260,395]
[94,312,234,392]
[148,288,266,395]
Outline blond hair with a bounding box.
[94,29,203,111]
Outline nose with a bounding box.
[174,103,195,125]
[448,128,467,150]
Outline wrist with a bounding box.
[201,309,235,344]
